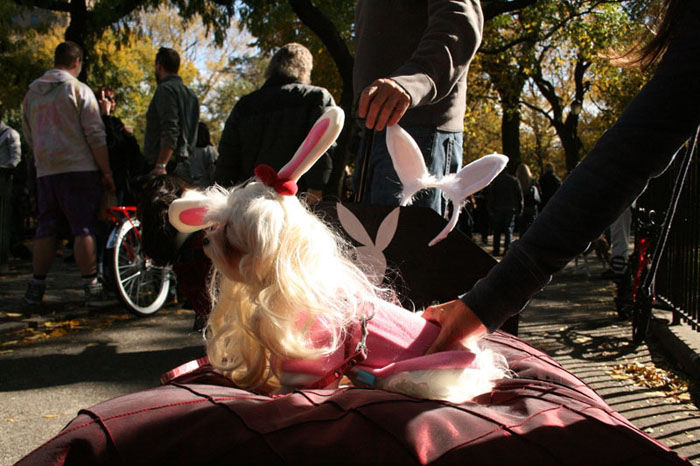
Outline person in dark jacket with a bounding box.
[95,86,145,205]
[487,171,522,256]
[354,0,483,216]
[538,162,561,208]
[214,43,336,204]
[191,121,218,187]
[145,47,199,182]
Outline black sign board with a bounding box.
[313,202,496,309]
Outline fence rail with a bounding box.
[637,129,700,331]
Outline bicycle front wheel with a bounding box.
[105,218,171,316]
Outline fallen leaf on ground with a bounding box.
[608,362,690,401]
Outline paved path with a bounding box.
[2,255,700,464]
[519,260,700,464]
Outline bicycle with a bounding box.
[102,206,172,316]
[614,207,660,339]
[615,127,698,345]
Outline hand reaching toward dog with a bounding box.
[422,299,487,353]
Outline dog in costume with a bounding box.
[169,107,510,402]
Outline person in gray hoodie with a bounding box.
[353,0,483,216]
[22,41,115,305]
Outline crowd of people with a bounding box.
[9,40,339,311]
[4,0,694,354]
[4,7,700,462]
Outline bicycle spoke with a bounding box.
[120,269,142,285]
[107,216,170,315]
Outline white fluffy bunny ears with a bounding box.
[386,125,508,246]
[168,106,345,233]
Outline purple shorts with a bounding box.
[35,171,102,239]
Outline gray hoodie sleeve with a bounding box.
[390,0,483,108]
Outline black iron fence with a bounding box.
[636,129,700,331]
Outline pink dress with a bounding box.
[280,299,480,387]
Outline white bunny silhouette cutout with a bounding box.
[336,203,399,285]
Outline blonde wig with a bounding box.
[169,108,510,401]
[200,182,385,390]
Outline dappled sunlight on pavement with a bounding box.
[519,261,700,464]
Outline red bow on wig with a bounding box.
[254,164,298,196]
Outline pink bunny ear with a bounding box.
[168,191,215,233]
[278,106,344,182]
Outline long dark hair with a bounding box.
[196,121,211,148]
[614,0,684,71]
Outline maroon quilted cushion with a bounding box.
[18,332,687,465]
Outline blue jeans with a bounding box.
[354,127,462,217]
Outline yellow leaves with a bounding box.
[0,316,122,347]
[42,414,60,419]
[48,328,68,338]
[608,362,690,402]
[43,320,82,329]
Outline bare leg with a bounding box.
[32,236,56,276]
[73,234,97,277]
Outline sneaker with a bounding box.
[84,281,105,303]
[24,281,46,305]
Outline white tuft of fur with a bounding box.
[398,173,438,207]
[376,344,510,404]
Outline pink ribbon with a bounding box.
[254,164,298,196]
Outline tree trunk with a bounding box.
[501,100,522,173]
[63,0,91,81]
[561,120,583,173]
[289,0,355,198]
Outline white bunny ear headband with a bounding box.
[168,106,345,233]
[386,124,508,247]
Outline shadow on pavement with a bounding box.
[0,343,204,391]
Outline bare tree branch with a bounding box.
[521,99,555,125]
[288,0,353,108]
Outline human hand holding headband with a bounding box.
[385,124,508,246]
[168,107,345,232]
